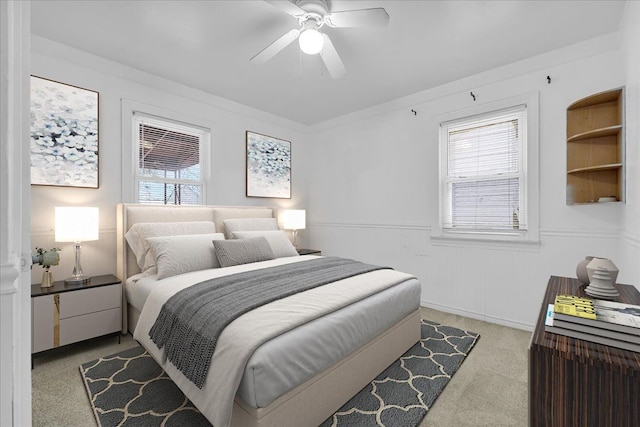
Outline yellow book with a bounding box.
[554,295,597,320]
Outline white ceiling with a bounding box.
[31,0,627,126]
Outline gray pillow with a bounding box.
[232,230,299,258]
[213,236,275,268]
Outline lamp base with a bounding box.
[64,276,91,286]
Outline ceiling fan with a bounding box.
[250,0,390,78]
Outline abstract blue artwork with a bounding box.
[30,76,99,188]
[246,131,291,199]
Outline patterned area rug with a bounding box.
[80,320,479,427]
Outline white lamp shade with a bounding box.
[55,207,99,242]
[283,209,306,230]
[299,29,324,55]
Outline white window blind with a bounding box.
[440,105,527,232]
[133,113,207,205]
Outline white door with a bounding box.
[0,1,33,425]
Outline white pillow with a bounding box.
[146,233,226,280]
[213,208,273,237]
[125,221,217,273]
[232,230,299,258]
[223,217,278,239]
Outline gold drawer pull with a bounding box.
[53,294,60,347]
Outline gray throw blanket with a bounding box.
[148,256,390,388]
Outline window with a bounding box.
[439,104,529,236]
[133,113,208,205]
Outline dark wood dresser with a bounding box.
[529,276,640,426]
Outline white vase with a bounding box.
[576,256,595,284]
[586,258,619,285]
[585,258,619,300]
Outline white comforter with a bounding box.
[134,255,415,427]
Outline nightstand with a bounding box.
[296,248,322,256]
[31,274,122,354]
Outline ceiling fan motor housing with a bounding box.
[295,0,329,17]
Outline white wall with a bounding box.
[301,33,636,330]
[29,36,308,284]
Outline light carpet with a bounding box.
[80,320,479,426]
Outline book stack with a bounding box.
[545,294,640,353]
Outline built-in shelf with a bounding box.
[567,125,622,143]
[567,163,623,174]
[566,88,625,205]
[568,90,622,109]
[570,201,621,205]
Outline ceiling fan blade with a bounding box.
[250,29,300,64]
[319,34,346,79]
[325,8,390,28]
[263,0,306,17]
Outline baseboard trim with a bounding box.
[421,300,534,332]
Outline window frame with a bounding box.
[433,92,540,246]
[121,100,211,205]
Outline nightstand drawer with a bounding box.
[59,283,120,319]
[31,274,122,354]
[60,307,121,346]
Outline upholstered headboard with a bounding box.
[116,203,277,281]
[116,203,278,333]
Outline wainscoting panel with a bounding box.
[619,232,640,287]
[307,223,625,330]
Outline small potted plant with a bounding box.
[32,247,61,288]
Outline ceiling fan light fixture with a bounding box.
[298,28,324,55]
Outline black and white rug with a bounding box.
[80,320,479,427]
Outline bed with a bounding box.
[116,203,421,427]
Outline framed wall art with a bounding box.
[30,76,99,188]
[246,131,291,199]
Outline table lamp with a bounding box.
[283,209,306,248]
[55,207,99,285]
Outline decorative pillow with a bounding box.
[146,233,225,280]
[232,230,299,258]
[125,221,217,273]
[213,208,273,237]
[222,217,278,239]
[213,237,275,268]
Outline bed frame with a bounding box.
[116,203,421,427]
